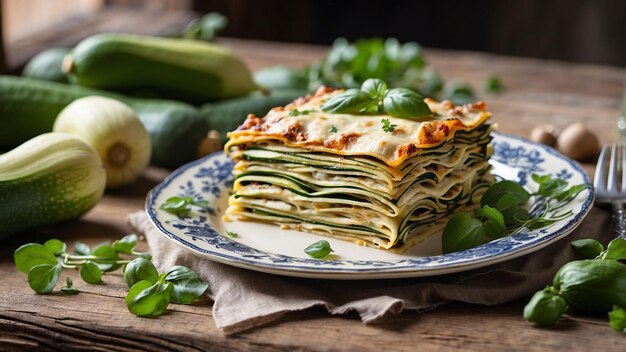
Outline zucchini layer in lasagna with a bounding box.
[225,87,494,250]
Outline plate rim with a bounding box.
[145,132,594,279]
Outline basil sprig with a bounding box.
[14,234,207,317]
[442,174,588,254]
[321,79,432,119]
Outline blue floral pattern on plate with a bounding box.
[146,132,593,279]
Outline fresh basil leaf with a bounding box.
[609,305,626,333]
[484,75,504,94]
[80,261,103,284]
[523,287,567,327]
[28,263,62,294]
[382,88,431,119]
[361,78,387,99]
[123,258,159,288]
[61,277,79,295]
[495,193,530,227]
[126,280,173,317]
[43,239,66,255]
[14,243,58,273]
[535,175,568,197]
[91,243,120,272]
[160,196,190,215]
[162,266,209,303]
[321,89,375,114]
[163,265,198,282]
[442,213,486,254]
[329,125,338,133]
[481,180,530,208]
[74,241,91,256]
[599,238,626,260]
[474,205,508,239]
[113,234,138,254]
[570,239,604,259]
[169,278,208,304]
[304,240,333,258]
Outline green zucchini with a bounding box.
[200,89,306,142]
[0,76,208,168]
[0,132,106,239]
[22,48,71,83]
[64,33,258,104]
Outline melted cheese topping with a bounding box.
[226,87,491,167]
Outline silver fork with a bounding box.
[594,144,626,239]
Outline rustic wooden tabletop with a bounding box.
[1,8,625,352]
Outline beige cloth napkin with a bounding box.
[128,208,612,334]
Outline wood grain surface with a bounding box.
[1,8,626,352]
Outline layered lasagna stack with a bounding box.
[224,87,494,250]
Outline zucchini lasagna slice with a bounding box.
[224,87,494,250]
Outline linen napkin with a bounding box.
[128,207,612,334]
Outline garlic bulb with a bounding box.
[53,96,151,188]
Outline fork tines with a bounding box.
[594,144,626,200]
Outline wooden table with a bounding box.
[2,16,626,352]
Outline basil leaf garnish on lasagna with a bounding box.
[224,86,494,251]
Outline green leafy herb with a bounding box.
[80,261,103,284]
[44,239,66,255]
[123,257,159,288]
[382,88,432,118]
[308,38,428,95]
[225,231,238,238]
[15,235,208,318]
[304,240,334,258]
[599,238,626,260]
[571,239,604,259]
[481,180,530,208]
[362,78,387,99]
[74,241,91,256]
[329,125,338,133]
[126,280,173,317]
[442,174,588,254]
[381,118,397,133]
[523,287,568,327]
[28,263,62,294]
[113,234,138,254]
[60,277,79,295]
[321,88,373,114]
[289,109,313,116]
[15,235,151,294]
[441,213,486,254]
[321,79,431,119]
[91,243,120,272]
[609,305,626,333]
[14,243,58,273]
[484,75,504,94]
[160,196,208,216]
[162,266,208,304]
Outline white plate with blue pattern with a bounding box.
[146,132,593,279]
